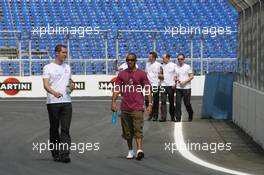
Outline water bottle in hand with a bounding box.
[66,79,71,96]
[112,112,117,124]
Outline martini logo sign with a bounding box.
[0,78,32,96]
[98,77,117,90]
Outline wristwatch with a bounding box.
[149,103,153,106]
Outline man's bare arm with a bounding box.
[146,86,152,113]
[111,91,120,112]
[180,73,194,86]
[186,73,194,83]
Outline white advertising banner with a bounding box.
[0,75,205,98]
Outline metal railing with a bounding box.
[0,58,238,76]
[0,30,237,76]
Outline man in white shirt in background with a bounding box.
[116,54,139,73]
[43,44,74,163]
[118,62,139,72]
[145,51,162,121]
[175,53,194,122]
[160,54,176,122]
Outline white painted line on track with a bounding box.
[174,122,253,175]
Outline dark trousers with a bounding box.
[175,89,193,121]
[160,86,175,120]
[145,86,160,119]
[47,103,72,156]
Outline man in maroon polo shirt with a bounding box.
[111,53,152,160]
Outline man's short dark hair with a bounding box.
[126,53,137,60]
[149,51,157,59]
[55,44,67,53]
[163,53,170,59]
[177,53,185,59]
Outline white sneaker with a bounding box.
[126,150,135,159]
[136,149,144,160]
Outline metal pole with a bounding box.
[105,32,108,75]
[83,37,87,75]
[207,58,209,74]
[29,39,32,76]
[67,36,70,65]
[18,36,22,76]
[242,9,246,85]
[190,38,193,71]
[84,60,87,75]
[153,33,156,52]
[238,10,245,85]
[258,0,262,90]
[115,31,119,63]
[250,4,254,88]
[200,37,203,75]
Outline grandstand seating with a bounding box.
[0,0,238,75]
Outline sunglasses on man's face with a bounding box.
[178,58,184,61]
[126,59,136,62]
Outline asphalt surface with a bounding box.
[0,97,264,175]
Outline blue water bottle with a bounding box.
[112,112,117,124]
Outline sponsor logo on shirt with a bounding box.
[129,77,134,85]
[64,69,70,74]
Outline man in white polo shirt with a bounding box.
[43,44,74,163]
[145,51,162,121]
[175,53,194,122]
[118,62,139,72]
[160,53,176,122]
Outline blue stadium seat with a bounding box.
[0,0,238,74]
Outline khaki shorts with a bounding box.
[121,111,144,140]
